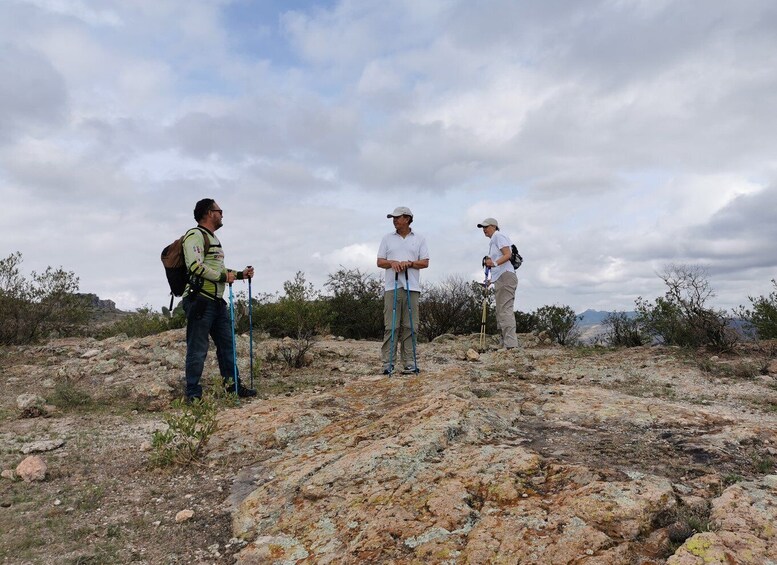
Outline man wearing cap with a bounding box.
[377,207,430,374]
[478,218,519,350]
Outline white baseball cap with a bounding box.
[387,206,414,218]
[477,217,499,228]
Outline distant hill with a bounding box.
[577,309,636,327]
[77,293,129,325]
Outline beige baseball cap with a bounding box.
[477,217,499,228]
[387,206,414,218]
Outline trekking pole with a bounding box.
[480,265,490,351]
[404,269,419,374]
[388,272,399,375]
[228,282,239,397]
[247,269,253,388]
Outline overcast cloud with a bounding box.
[3,0,777,313]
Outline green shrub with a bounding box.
[0,252,90,344]
[150,397,218,467]
[534,304,581,346]
[324,267,384,339]
[665,502,712,546]
[49,381,93,409]
[277,336,316,368]
[636,264,737,351]
[515,310,538,333]
[251,272,332,340]
[737,279,777,340]
[419,276,493,342]
[603,311,645,347]
[97,306,178,338]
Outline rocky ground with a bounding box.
[1,330,776,564]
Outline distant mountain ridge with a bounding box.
[577,309,636,327]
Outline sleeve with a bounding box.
[183,229,224,282]
[418,236,430,260]
[377,235,389,260]
[494,232,511,252]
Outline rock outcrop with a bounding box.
[207,338,777,563]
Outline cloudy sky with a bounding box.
[3,0,777,314]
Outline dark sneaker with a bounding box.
[184,395,202,404]
[382,366,394,375]
[224,383,257,398]
[401,365,419,374]
[236,385,257,398]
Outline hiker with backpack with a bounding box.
[478,217,520,350]
[377,206,429,375]
[180,199,256,401]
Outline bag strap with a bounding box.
[183,227,216,301]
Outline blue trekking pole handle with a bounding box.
[247,269,253,388]
[228,282,239,397]
[405,269,419,373]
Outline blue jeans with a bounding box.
[183,294,240,398]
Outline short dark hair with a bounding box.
[194,198,215,222]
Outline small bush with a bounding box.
[668,502,712,542]
[752,454,774,474]
[736,279,777,340]
[97,306,180,338]
[603,311,645,347]
[534,304,581,346]
[0,252,90,344]
[723,473,743,486]
[515,310,538,334]
[150,397,217,467]
[49,381,93,409]
[250,272,331,340]
[264,337,315,368]
[420,276,493,342]
[324,267,384,339]
[636,264,737,351]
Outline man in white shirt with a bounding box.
[377,207,430,374]
[478,217,519,349]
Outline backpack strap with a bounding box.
[183,227,216,300]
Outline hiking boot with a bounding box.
[382,365,394,375]
[225,383,257,398]
[236,384,257,398]
[401,365,419,374]
[184,395,202,404]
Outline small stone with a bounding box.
[1,470,16,481]
[21,439,65,454]
[16,455,47,482]
[16,394,46,411]
[466,349,480,361]
[175,509,195,523]
[54,499,62,506]
[81,348,101,359]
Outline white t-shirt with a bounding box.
[488,231,515,282]
[377,230,429,291]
